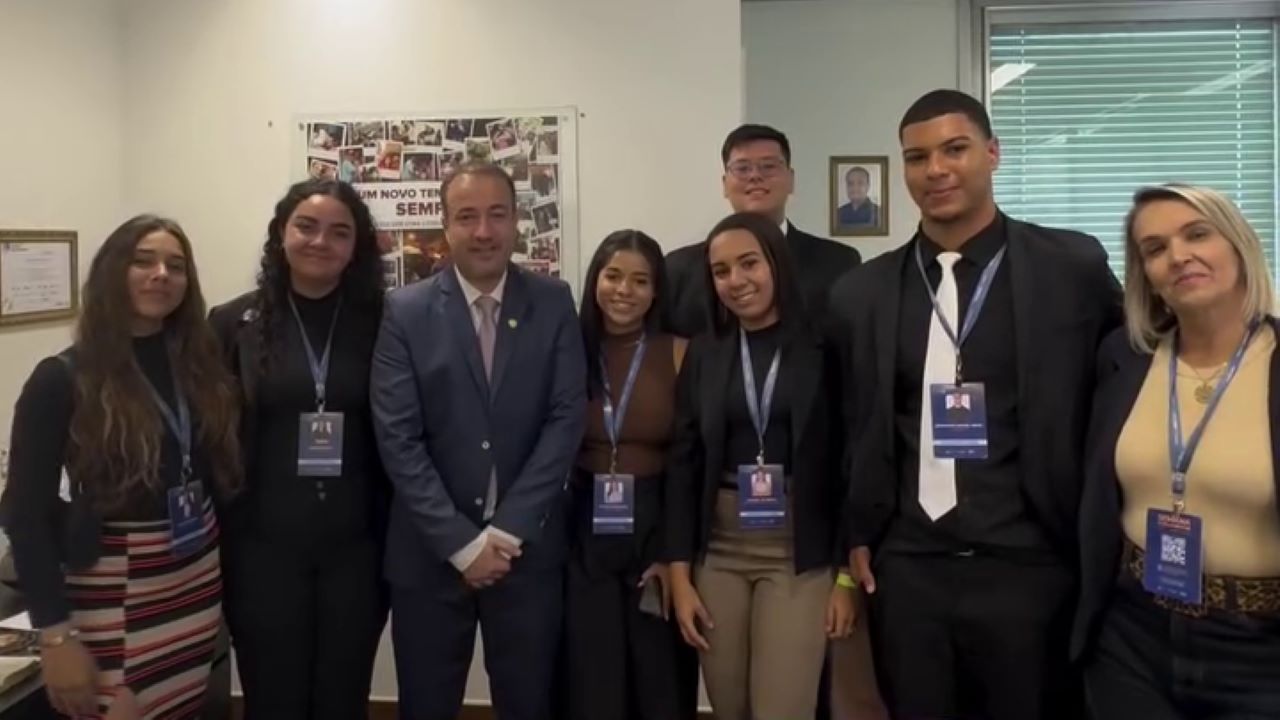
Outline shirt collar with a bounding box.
[917,211,1005,268]
[454,265,507,307]
[780,218,790,236]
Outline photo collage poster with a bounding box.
[303,114,566,289]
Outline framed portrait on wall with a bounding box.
[829,155,889,237]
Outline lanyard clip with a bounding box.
[609,447,619,478]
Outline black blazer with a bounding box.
[829,217,1124,559]
[664,223,861,338]
[1071,319,1280,661]
[664,328,845,573]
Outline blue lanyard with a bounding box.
[739,327,781,466]
[600,334,647,475]
[287,294,342,411]
[143,363,192,481]
[1167,323,1258,510]
[914,240,1007,382]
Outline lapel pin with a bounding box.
[507,318,518,329]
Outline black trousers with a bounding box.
[224,533,387,720]
[868,552,1079,720]
[1084,571,1280,719]
[563,538,698,720]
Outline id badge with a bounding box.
[592,473,635,535]
[736,464,786,530]
[298,412,344,477]
[1143,509,1204,605]
[168,480,206,557]
[930,382,989,460]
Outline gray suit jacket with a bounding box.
[371,264,586,585]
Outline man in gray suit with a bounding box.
[371,162,586,720]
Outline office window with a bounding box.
[988,18,1278,275]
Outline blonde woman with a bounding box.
[1075,184,1280,718]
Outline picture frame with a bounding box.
[829,155,890,237]
[0,230,79,327]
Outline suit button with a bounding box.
[481,441,491,450]
[475,498,484,506]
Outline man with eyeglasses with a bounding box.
[665,124,862,337]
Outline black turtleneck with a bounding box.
[248,288,381,547]
[4,330,214,626]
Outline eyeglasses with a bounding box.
[725,158,788,180]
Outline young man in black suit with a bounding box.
[665,124,862,337]
[829,89,1124,720]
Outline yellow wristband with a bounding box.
[836,572,857,589]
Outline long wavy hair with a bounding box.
[578,229,669,400]
[68,215,242,510]
[253,179,384,373]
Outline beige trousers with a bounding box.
[694,489,832,720]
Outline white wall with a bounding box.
[120,0,744,304]
[743,0,958,260]
[0,0,124,451]
[119,0,743,703]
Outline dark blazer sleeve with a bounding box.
[2,357,76,628]
[822,337,852,566]
[664,245,706,338]
[665,335,704,562]
[1094,253,1125,345]
[1073,325,1139,659]
[208,300,245,376]
[828,266,892,551]
[491,283,588,542]
[371,293,482,561]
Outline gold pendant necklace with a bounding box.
[1193,381,1215,404]
[1188,363,1226,405]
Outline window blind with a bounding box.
[989,19,1277,276]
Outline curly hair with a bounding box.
[69,215,242,510]
[253,179,385,374]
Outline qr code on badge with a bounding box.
[1160,534,1187,566]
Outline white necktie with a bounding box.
[919,251,962,520]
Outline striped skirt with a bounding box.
[63,500,222,719]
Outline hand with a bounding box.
[463,536,522,589]
[638,563,672,620]
[41,633,98,717]
[669,563,713,651]
[848,546,876,594]
[826,583,856,639]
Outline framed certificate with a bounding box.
[0,230,78,326]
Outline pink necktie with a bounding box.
[475,295,499,380]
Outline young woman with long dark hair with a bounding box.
[4,215,241,719]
